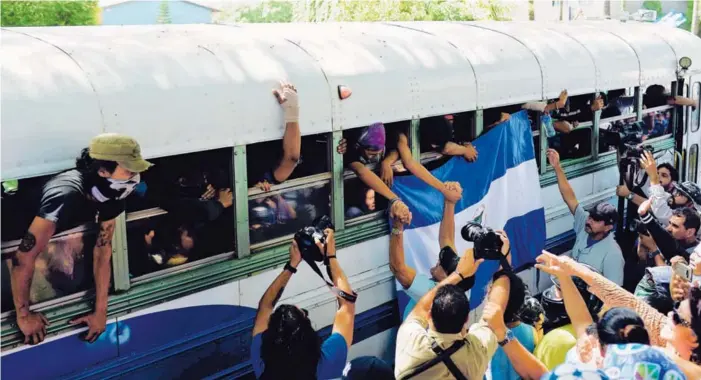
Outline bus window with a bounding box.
[247,132,331,245]
[247,133,329,189]
[344,177,388,220]
[249,183,331,245]
[419,112,475,170]
[1,175,101,312]
[1,230,97,313]
[343,121,407,222]
[124,148,235,278]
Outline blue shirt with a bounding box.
[490,323,536,380]
[402,273,437,320]
[568,204,624,285]
[250,332,348,379]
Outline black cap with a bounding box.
[342,356,394,380]
[589,202,618,226]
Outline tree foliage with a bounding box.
[217,0,513,24]
[157,0,172,24]
[641,0,663,18]
[1,1,98,27]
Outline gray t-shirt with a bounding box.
[566,204,624,285]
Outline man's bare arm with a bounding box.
[389,219,416,289]
[69,218,117,343]
[10,217,54,345]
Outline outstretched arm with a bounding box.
[322,230,355,349]
[439,182,462,251]
[69,218,118,343]
[257,81,301,191]
[10,217,54,345]
[252,241,303,336]
[547,149,579,215]
[389,218,416,289]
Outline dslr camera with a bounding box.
[294,215,335,262]
[461,222,504,261]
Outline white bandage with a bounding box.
[522,102,547,113]
[280,86,299,123]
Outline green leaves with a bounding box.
[1,1,98,27]
[217,0,513,24]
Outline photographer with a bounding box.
[615,162,679,206]
[637,199,700,263]
[394,248,543,380]
[547,149,624,285]
[250,232,354,380]
[336,123,412,224]
[641,151,701,226]
[389,182,469,320]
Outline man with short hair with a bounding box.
[8,134,153,345]
[615,162,679,206]
[640,151,701,226]
[394,248,503,379]
[547,149,624,285]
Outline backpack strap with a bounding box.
[400,339,468,380]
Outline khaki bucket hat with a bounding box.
[88,133,153,173]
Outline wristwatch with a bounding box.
[626,193,635,201]
[498,329,514,347]
[284,261,297,274]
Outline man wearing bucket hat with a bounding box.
[9,133,152,346]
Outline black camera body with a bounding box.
[601,121,645,152]
[294,215,335,262]
[461,222,504,261]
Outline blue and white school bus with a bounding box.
[1,20,700,379]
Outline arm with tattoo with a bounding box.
[252,240,303,336]
[68,218,116,343]
[94,220,115,314]
[10,217,55,345]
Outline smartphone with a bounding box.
[673,261,693,282]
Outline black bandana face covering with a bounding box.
[91,174,140,202]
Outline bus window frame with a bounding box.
[0,83,687,347]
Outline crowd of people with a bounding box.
[249,83,701,379]
[3,78,701,379]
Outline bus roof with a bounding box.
[2,21,699,180]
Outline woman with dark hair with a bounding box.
[260,305,321,380]
[250,232,356,380]
[596,307,650,347]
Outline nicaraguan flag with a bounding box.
[391,110,546,319]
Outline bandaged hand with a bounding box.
[273,80,299,123]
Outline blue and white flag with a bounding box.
[392,110,546,317]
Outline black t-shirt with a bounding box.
[38,169,127,232]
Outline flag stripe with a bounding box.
[391,110,546,313]
[393,110,536,229]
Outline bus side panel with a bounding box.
[0,317,120,380]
